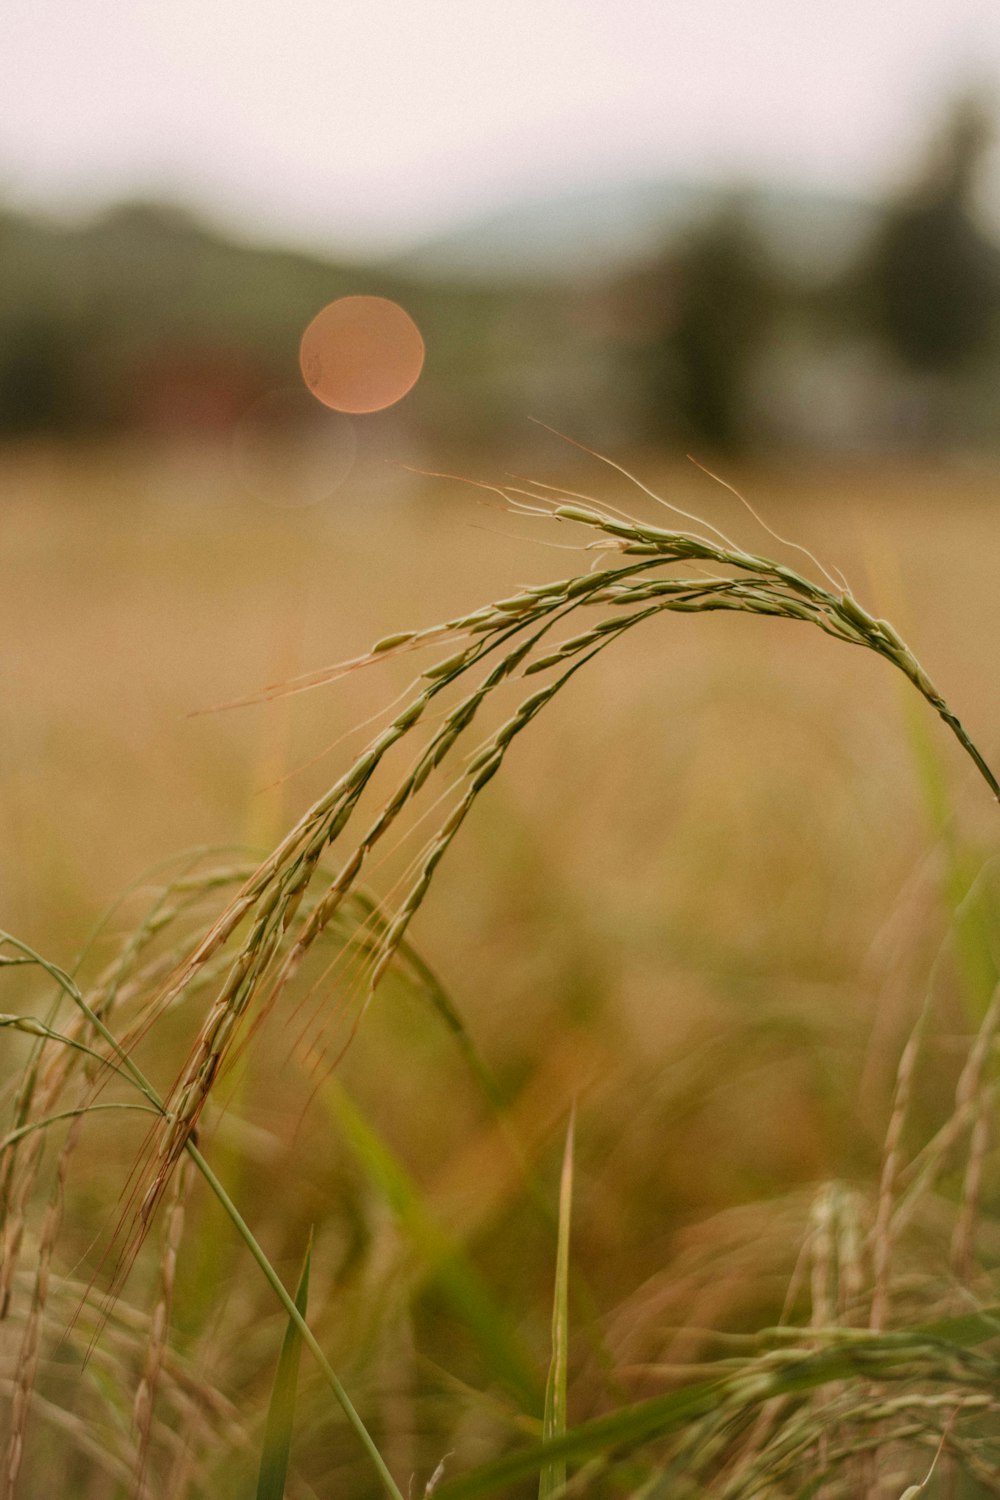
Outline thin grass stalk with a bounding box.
[255,1233,311,1500]
[132,1155,192,1499]
[0,865,251,1322]
[539,1108,575,1499]
[949,984,1000,1281]
[0,936,405,1500]
[871,1001,931,1333]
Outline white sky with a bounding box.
[5,0,1000,255]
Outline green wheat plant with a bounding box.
[2,457,999,1497]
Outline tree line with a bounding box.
[2,91,999,455]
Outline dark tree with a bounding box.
[636,196,780,453]
[0,317,83,438]
[859,91,1000,374]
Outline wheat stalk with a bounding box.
[121,477,997,1248]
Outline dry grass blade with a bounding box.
[132,1156,192,1500]
[540,1107,575,1499]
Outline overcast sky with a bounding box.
[5,0,1000,255]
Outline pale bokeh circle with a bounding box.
[299,296,425,414]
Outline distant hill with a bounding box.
[400,176,877,284]
[0,198,530,441]
[12,179,988,456]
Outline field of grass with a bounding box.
[2,441,1000,1496]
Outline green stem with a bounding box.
[1,930,404,1500]
[0,1102,161,1151]
[185,1144,405,1500]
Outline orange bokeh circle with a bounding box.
[299,296,425,414]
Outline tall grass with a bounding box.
[1,458,999,1496]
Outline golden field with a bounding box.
[2,440,1000,1496]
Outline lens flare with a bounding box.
[299,296,425,414]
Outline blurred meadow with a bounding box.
[4,439,1000,1495]
[4,5,1000,1496]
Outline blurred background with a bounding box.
[4,0,1000,460]
[4,7,1000,1493]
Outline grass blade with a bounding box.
[434,1310,1000,1500]
[539,1106,574,1499]
[189,1144,405,1500]
[0,935,404,1500]
[317,1074,542,1411]
[255,1232,312,1500]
